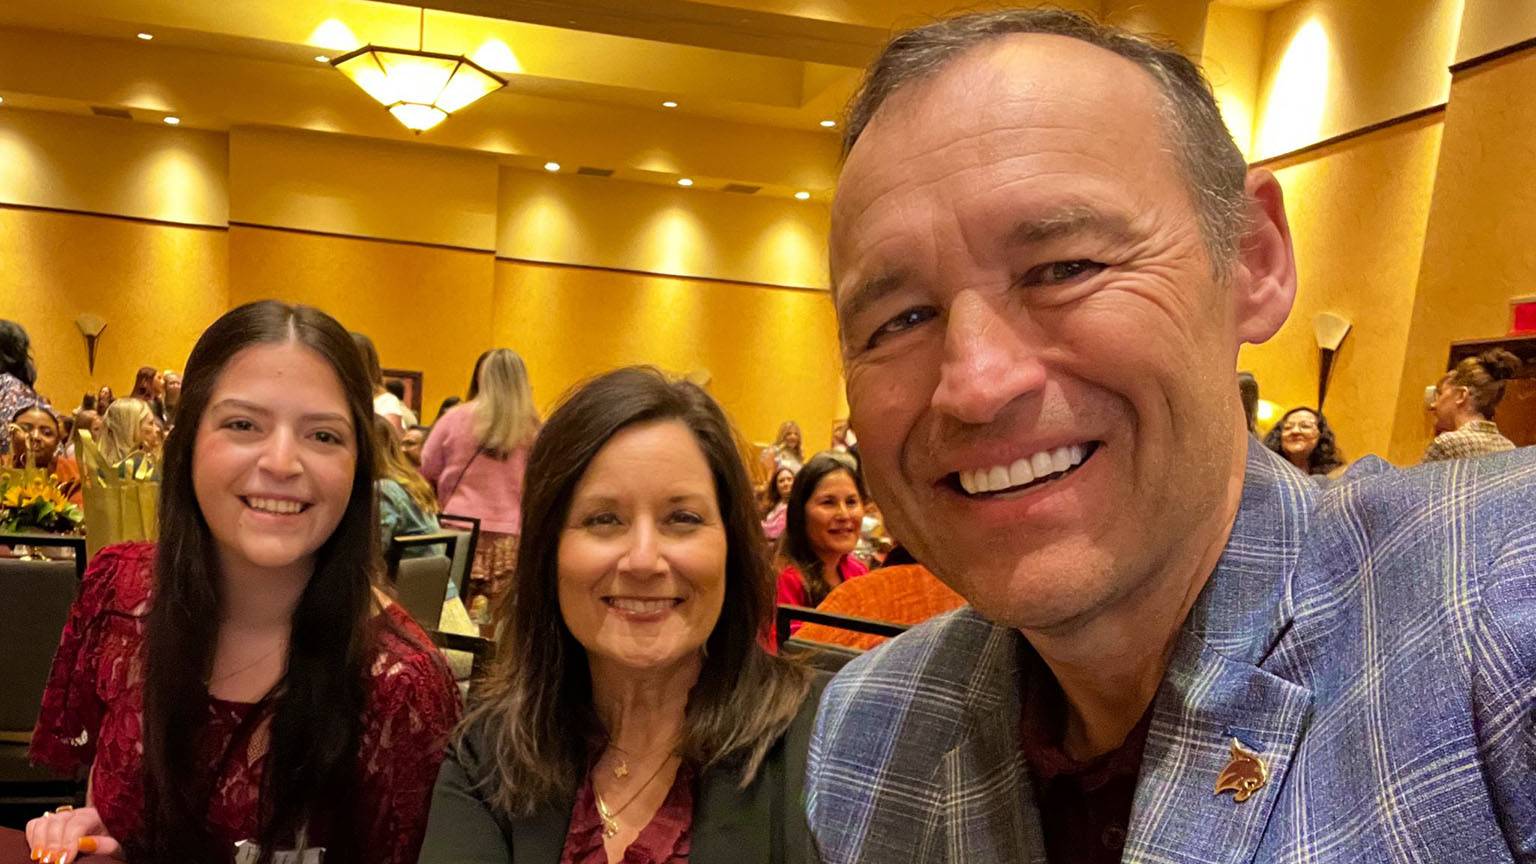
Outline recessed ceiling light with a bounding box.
[0,96,5,105]
[819,119,837,128]
[543,161,561,172]
[677,178,694,187]
[794,191,811,200]
[314,55,331,63]
[137,32,154,41]
[661,100,679,109]
[163,115,180,125]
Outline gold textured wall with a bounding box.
[0,206,229,409]
[1388,51,1536,463]
[1239,115,1445,461]
[493,259,843,445]
[227,225,497,426]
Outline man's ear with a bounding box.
[1232,168,1298,345]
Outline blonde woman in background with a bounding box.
[421,348,540,623]
[99,396,162,464]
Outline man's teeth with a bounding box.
[608,597,677,614]
[246,497,305,514]
[958,444,1087,495]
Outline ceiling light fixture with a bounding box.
[331,7,507,133]
[794,191,811,200]
[136,32,154,41]
[661,100,679,108]
[819,119,837,128]
[163,116,181,125]
[544,161,561,172]
[677,178,694,187]
[315,55,331,63]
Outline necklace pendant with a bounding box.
[613,759,629,780]
[601,817,619,839]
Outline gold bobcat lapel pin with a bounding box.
[1213,738,1268,803]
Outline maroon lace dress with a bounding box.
[29,542,460,863]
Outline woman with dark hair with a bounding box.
[129,365,158,402]
[26,301,458,864]
[1262,406,1346,477]
[774,453,869,625]
[419,366,818,864]
[6,403,83,504]
[0,319,48,457]
[1423,348,1523,462]
[760,465,795,543]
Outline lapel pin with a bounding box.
[1213,738,1268,803]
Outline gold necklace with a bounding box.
[605,741,674,780]
[594,754,676,839]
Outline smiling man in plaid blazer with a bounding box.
[808,8,1535,864]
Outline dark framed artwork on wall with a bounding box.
[381,368,423,417]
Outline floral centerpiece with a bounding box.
[0,465,85,533]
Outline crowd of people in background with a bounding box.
[6,8,1536,863]
[3,306,1529,620]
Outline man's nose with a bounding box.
[930,292,1048,425]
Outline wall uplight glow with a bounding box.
[1256,18,1332,158]
[470,39,522,74]
[309,19,363,53]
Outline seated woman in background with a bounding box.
[7,403,83,505]
[1423,348,1523,462]
[98,396,163,465]
[774,453,869,625]
[759,465,795,544]
[1262,406,1346,480]
[420,366,818,864]
[0,318,48,458]
[374,415,443,562]
[26,300,458,864]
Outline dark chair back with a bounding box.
[437,513,481,600]
[423,629,496,682]
[774,605,909,673]
[0,558,77,734]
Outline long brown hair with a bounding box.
[373,415,438,515]
[457,366,811,817]
[777,453,868,607]
[142,301,380,863]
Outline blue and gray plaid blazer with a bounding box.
[807,440,1536,863]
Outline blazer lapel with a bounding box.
[691,763,775,863]
[1123,439,1319,863]
[1125,632,1314,864]
[508,805,570,864]
[932,623,1047,863]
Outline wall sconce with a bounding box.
[76,313,107,374]
[1314,311,1351,410]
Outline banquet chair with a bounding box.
[385,532,460,629]
[0,534,88,814]
[775,605,908,674]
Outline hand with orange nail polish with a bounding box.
[23,807,120,862]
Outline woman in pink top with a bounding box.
[774,453,869,634]
[421,348,540,620]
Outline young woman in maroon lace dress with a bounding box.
[26,301,459,864]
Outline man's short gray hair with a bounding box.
[844,8,1248,270]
